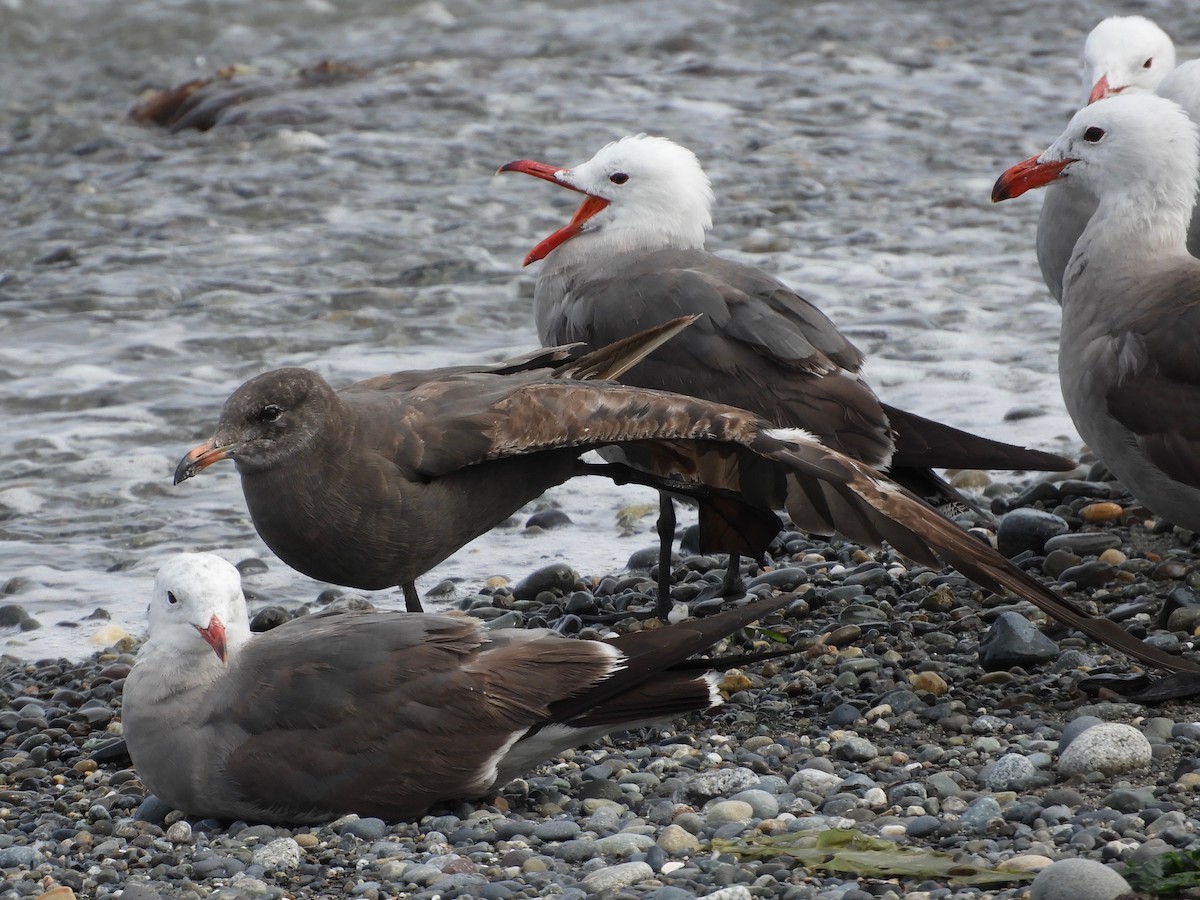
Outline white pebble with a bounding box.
[581,861,654,892]
[1057,723,1152,776]
[252,837,303,871]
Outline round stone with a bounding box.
[1058,723,1152,777]
[1079,502,1124,523]
[684,766,759,800]
[984,753,1038,790]
[996,509,1070,557]
[252,837,302,870]
[789,767,842,796]
[1029,857,1131,900]
[704,800,755,825]
[657,824,701,855]
[581,861,654,892]
[910,671,948,695]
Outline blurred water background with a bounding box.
[1,0,1190,658]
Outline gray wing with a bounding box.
[201,610,616,821]
[1105,276,1200,490]
[536,248,893,466]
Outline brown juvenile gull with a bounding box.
[1033,15,1187,302]
[498,135,1074,601]
[994,93,1200,533]
[122,553,798,823]
[173,321,1198,673]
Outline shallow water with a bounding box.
[1,0,1190,659]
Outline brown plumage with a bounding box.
[173,320,1198,674]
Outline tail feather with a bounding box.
[564,315,700,381]
[888,464,989,519]
[564,672,720,728]
[883,403,1075,473]
[543,591,795,727]
[760,434,1200,675]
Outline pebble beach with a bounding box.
[6,0,1200,898]
[8,463,1200,899]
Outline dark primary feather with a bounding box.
[180,322,1195,674]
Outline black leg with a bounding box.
[655,492,677,618]
[721,553,743,596]
[402,581,424,613]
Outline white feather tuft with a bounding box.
[703,671,723,708]
[764,427,820,446]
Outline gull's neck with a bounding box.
[1066,179,1194,298]
[544,211,708,274]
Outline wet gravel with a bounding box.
[7,465,1200,899]
[6,0,1200,897]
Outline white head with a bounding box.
[1082,15,1175,103]
[994,93,1199,253]
[500,134,714,267]
[145,553,253,665]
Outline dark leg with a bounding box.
[655,492,677,618]
[721,554,743,596]
[402,581,424,613]
[691,552,749,603]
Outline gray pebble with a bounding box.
[728,789,779,819]
[704,799,755,824]
[581,861,655,892]
[402,863,443,886]
[593,832,655,857]
[1043,532,1122,555]
[1029,857,1131,900]
[534,818,581,841]
[959,796,1002,831]
[977,611,1060,671]
[789,767,842,796]
[684,766,759,800]
[906,815,941,837]
[0,604,31,627]
[525,508,572,529]
[1058,723,1152,776]
[338,816,388,840]
[0,846,41,868]
[554,839,597,863]
[832,736,878,762]
[1059,715,1104,753]
[997,508,1070,556]
[252,837,302,870]
[984,753,1037,790]
[512,562,578,600]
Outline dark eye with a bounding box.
[167,591,179,605]
[1143,58,1153,69]
[257,404,283,423]
[609,172,629,185]
[1083,126,1105,143]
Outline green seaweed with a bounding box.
[711,828,1037,887]
[1123,848,1200,895]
